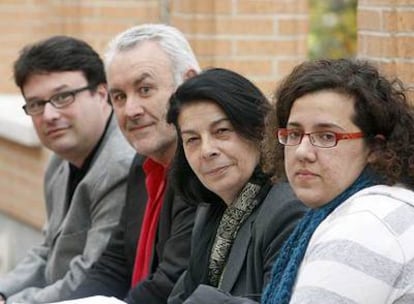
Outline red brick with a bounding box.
[216,17,275,35]
[395,10,414,32]
[358,9,382,31]
[373,61,398,78]
[198,58,215,69]
[236,39,301,56]
[397,36,414,57]
[396,61,414,85]
[383,10,398,32]
[0,138,48,229]
[361,0,414,5]
[173,0,233,14]
[212,58,273,76]
[98,3,160,20]
[359,34,398,57]
[171,16,216,35]
[189,38,233,56]
[278,18,308,35]
[237,0,308,14]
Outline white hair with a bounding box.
[105,23,200,86]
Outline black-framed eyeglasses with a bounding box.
[277,128,365,148]
[22,85,95,116]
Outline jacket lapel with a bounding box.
[219,213,254,291]
[48,163,70,243]
[125,154,149,267]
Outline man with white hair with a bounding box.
[67,24,200,304]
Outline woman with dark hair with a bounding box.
[261,58,414,304]
[166,68,307,304]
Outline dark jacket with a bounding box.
[168,182,307,304]
[69,154,197,304]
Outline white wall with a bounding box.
[0,212,42,274]
[0,94,40,147]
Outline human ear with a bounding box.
[367,134,386,163]
[183,69,197,81]
[95,83,109,103]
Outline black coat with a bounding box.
[69,154,197,304]
[168,182,307,304]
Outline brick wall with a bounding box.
[0,0,308,95]
[357,0,414,102]
[0,0,310,229]
[0,137,49,228]
[0,0,162,94]
[171,0,309,95]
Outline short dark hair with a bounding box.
[263,58,414,188]
[167,68,271,204]
[14,35,106,90]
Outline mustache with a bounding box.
[125,118,147,130]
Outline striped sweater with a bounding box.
[290,185,414,304]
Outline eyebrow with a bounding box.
[180,117,229,135]
[287,121,346,131]
[109,73,152,95]
[25,84,71,102]
[133,72,152,87]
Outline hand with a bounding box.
[0,293,5,304]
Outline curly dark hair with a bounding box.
[167,67,271,204]
[262,58,414,188]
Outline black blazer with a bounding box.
[168,182,307,304]
[69,154,197,304]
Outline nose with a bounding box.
[42,102,61,121]
[124,95,145,118]
[200,135,220,159]
[294,134,317,162]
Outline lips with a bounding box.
[45,126,68,136]
[203,164,231,176]
[296,169,316,176]
[294,169,319,181]
[130,125,151,131]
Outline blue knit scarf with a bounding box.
[261,168,376,304]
